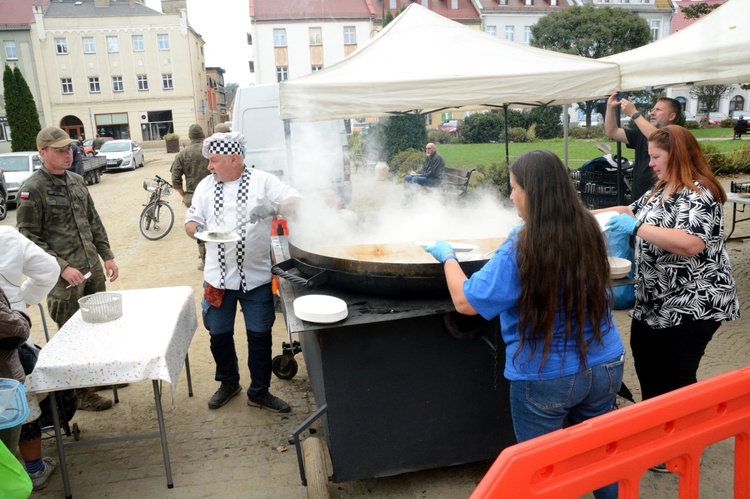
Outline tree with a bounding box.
[461,112,503,144]
[527,106,563,140]
[531,6,652,126]
[12,66,42,151]
[689,84,732,113]
[380,114,427,163]
[3,64,19,147]
[680,1,723,19]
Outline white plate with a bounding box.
[608,256,631,280]
[594,211,619,232]
[293,295,348,324]
[195,231,242,243]
[415,241,480,253]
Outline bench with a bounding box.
[440,167,476,199]
[734,121,748,140]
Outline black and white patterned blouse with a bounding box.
[630,182,739,328]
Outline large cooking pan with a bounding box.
[273,238,505,297]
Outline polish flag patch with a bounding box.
[20,191,30,199]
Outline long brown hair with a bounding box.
[647,125,726,203]
[510,150,612,370]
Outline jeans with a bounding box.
[509,353,624,499]
[630,318,719,400]
[404,175,439,187]
[202,283,275,399]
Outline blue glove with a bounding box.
[605,213,637,235]
[249,205,276,224]
[425,240,457,263]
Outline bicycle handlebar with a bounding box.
[153,175,173,188]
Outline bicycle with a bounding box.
[139,175,175,240]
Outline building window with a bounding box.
[158,34,170,50]
[107,36,119,53]
[61,78,73,94]
[524,0,533,5]
[343,27,356,45]
[276,66,288,82]
[273,29,286,47]
[55,38,68,54]
[309,28,322,46]
[505,26,514,42]
[249,61,255,73]
[650,20,660,40]
[112,76,124,92]
[83,37,96,54]
[524,26,532,44]
[247,32,252,45]
[730,96,745,111]
[132,35,144,52]
[550,0,558,5]
[88,77,101,93]
[137,74,149,91]
[3,41,17,60]
[162,74,173,90]
[312,65,322,72]
[485,26,496,36]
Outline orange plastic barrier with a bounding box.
[471,366,750,499]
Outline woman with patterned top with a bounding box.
[599,125,739,402]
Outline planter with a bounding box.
[165,139,180,153]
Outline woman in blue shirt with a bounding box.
[426,150,624,499]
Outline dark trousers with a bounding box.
[203,283,275,399]
[630,318,720,400]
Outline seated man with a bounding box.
[405,143,445,189]
[734,116,748,139]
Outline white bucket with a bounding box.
[375,161,388,181]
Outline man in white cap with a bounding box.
[185,132,301,411]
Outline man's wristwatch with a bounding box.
[631,112,641,121]
[633,220,643,236]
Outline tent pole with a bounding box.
[616,113,624,205]
[563,104,569,167]
[504,104,510,196]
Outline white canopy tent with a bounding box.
[279,3,620,123]
[601,0,750,90]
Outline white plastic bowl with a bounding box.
[608,257,631,280]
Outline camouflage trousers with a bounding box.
[47,262,107,329]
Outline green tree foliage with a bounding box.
[380,114,427,163]
[12,66,42,151]
[531,6,652,125]
[680,2,722,19]
[3,64,20,147]
[527,106,563,139]
[461,112,503,143]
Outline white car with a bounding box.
[577,113,604,128]
[97,140,145,171]
[0,151,43,206]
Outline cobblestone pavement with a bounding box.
[3,148,748,498]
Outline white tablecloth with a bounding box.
[26,286,197,397]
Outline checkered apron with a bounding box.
[213,168,252,291]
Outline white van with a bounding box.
[231,83,352,207]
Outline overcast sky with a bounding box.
[144,0,251,86]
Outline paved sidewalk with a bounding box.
[4,150,747,498]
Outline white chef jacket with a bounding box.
[0,226,60,312]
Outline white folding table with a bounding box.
[725,191,750,241]
[26,286,198,498]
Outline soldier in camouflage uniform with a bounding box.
[17,127,120,412]
[171,124,210,270]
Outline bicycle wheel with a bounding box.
[139,201,174,240]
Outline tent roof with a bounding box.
[601,0,750,89]
[279,3,620,122]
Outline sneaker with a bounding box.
[247,392,291,413]
[650,463,671,473]
[208,383,241,409]
[29,457,56,491]
[76,389,114,411]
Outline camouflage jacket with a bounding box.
[16,168,115,273]
[170,140,209,193]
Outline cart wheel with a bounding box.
[302,437,329,499]
[72,423,80,441]
[272,354,298,380]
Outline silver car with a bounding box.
[97,140,145,171]
[0,151,43,207]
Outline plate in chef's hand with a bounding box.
[195,231,242,243]
[594,211,618,232]
[415,241,480,252]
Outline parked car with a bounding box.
[683,111,698,124]
[707,112,727,126]
[0,151,43,207]
[438,119,462,135]
[97,140,145,171]
[0,169,7,221]
[729,109,748,121]
[577,113,604,128]
[82,136,113,156]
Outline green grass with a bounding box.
[438,132,750,170]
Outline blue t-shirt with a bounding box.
[463,237,623,381]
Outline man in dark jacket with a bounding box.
[404,143,445,187]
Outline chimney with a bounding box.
[161,0,188,15]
